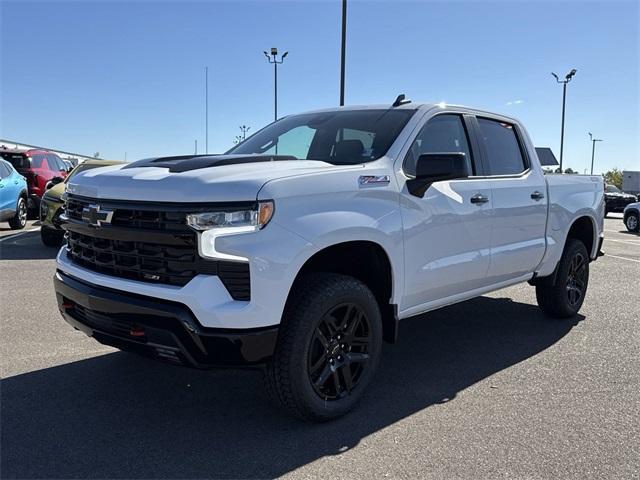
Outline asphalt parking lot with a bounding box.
[1,216,638,479]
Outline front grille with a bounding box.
[66,230,203,286]
[63,195,251,300]
[65,196,191,232]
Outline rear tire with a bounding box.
[264,273,382,422]
[625,212,639,232]
[8,197,27,230]
[41,226,64,247]
[536,238,589,318]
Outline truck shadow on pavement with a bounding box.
[2,296,581,479]
[0,230,59,260]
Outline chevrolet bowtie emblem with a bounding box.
[81,204,114,227]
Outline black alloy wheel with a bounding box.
[264,273,382,421]
[536,238,589,318]
[565,251,587,308]
[307,303,371,400]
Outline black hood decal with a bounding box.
[124,154,298,173]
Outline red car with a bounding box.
[0,149,69,214]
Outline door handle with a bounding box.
[470,193,489,204]
[530,191,545,201]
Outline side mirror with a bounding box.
[407,153,471,197]
[46,176,64,190]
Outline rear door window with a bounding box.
[477,118,527,175]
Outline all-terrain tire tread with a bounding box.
[264,273,379,422]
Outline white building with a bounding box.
[622,170,640,195]
[0,138,101,166]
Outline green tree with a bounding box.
[603,168,623,188]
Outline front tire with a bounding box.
[264,273,382,421]
[8,197,27,230]
[40,226,64,247]
[536,238,589,318]
[625,212,639,232]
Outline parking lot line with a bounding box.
[0,228,40,243]
[605,238,640,246]
[605,229,638,236]
[604,253,640,264]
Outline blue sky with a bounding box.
[1,0,638,174]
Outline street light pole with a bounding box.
[205,66,209,154]
[239,125,251,141]
[588,132,603,175]
[264,48,288,122]
[551,68,577,173]
[340,0,347,106]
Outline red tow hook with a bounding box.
[61,301,74,311]
[129,326,146,338]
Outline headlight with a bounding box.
[186,201,274,261]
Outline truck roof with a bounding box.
[297,102,522,124]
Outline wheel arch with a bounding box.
[532,214,598,287]
[566,215,597,259]
[285,240,399,343]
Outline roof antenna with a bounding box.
[392,94,411,107]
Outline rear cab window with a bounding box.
[477,117,528,175]
[0,152,30,170]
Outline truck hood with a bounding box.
[66,156,344,202]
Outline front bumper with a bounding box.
[54,270,278,368]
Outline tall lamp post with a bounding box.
[263,48,288,122]
[551,68,577,173]
[340,0,347,106]
[588,132,603,175]
[239,125,251,141]
[205,66,209,154]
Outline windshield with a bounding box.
[64,162,111,183]
[227,109,416,165]
[606,185,621,193]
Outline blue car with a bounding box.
[0,158,28,229]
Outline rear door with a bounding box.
[399,113,494,312]
[475,117,547,282]
[29,153,52,195]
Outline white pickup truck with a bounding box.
[54,100,604,421]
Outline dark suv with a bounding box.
[604,184,637,216]
[0,149,69,215]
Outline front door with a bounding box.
[399,113,494,314]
